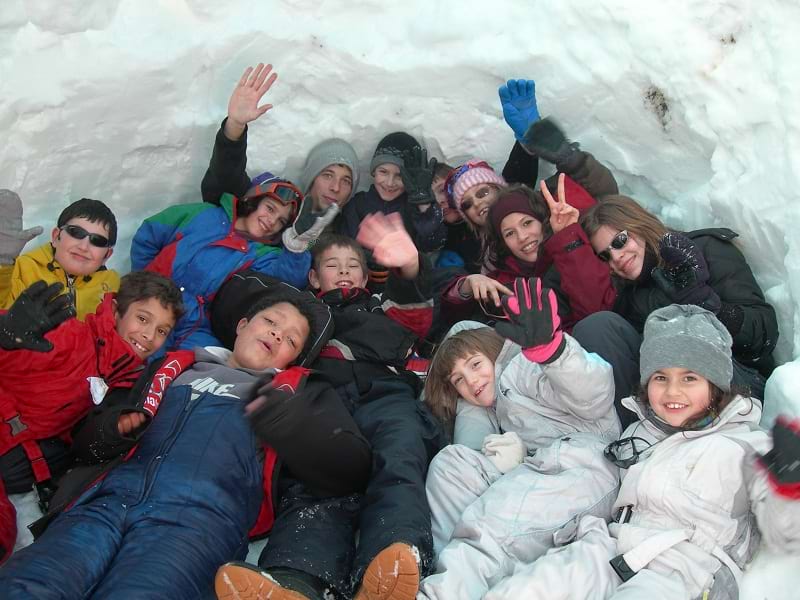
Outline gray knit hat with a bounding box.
[299,138,359,195]
[639,304,733,392]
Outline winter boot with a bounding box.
[215,562,310,600]
[353,542,420,600]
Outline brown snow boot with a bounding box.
[215,562,310,600]
[353,542,420,600]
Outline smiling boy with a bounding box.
[2,198,120,320]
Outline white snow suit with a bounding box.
[419,332,621,599]
[485,395,800,600]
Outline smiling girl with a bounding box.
[419,277,621,599]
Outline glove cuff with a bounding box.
[281,228,308,254]
[521,331,566,364]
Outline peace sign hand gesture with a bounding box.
[225,63,279,140]
[540,173,579,234]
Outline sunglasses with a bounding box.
[603,435,652,469]
[443,160,493,209]
[60,224,112,248]
[596,230,628,262]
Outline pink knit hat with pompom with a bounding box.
[445,160,507,215]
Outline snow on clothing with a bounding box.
[0,347,371,599]
[130,194,310,350]
[484,396,800,600]
[257,265,447,596]
[441,151,618,332]
[0,243,119,321]
[419,330,621,600]
[612,228,778,376]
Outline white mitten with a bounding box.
[482,431,526,474]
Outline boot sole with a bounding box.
[215,563,309,600]
[354,542,420,600]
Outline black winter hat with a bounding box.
[369,131,422,174]
[210,271,333,367]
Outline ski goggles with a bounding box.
[59,224,112,248]
[244,181,304,220]
[596,230,629,262]
[603,435,652,469]
[443,160,493,209]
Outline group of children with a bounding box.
[0,61,798,600]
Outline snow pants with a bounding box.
[419,437,619,600]
[484,515,691,600]
[573,311,766,428]
[258,377,445,596]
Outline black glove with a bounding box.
[495,277,565,363]
[409,202,446,252]
[401,147,438,205]
[759,417,800,495]
[0,281,75,351]
[652,232,721,312]
[520,117,580,166]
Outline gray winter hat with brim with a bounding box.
[639,304,733,392]
[300,138,359,195]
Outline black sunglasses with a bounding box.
[603,435,652,469]
[60,224,112,248]
[596,230,628,262]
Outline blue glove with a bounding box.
[498,79,540,141]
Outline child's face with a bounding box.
[115,297,177,360]
[647,368,712,427]
[238,197,293,240]
[500,212,544,263]
[449,351,495,407]
[461,184,500,228]
[590,225,646,281]
[50,217,113,277]
[308,245,368,294]
[373,163,404,202]
[309,164,354,212]
[230,302,310,371]
[432,176,460,224]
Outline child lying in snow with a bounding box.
[485,305,800,600]
[0,280,371,599]
[417,277,621,599]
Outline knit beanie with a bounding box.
[488,190,545,236]
[369,132,421,174]
[300,138,359,194]
[449,161,507,215]
[244,171,301,221]
[639,304,733,391]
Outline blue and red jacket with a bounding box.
[131,194,311,350]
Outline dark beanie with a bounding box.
[370,132,421,174]
[489,190,544,235]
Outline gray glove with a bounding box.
[0,190,43,264]
[282,198,340,253]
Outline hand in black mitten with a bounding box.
[520,117,580,167]
[759,417,800,499]
[0,281,75,351]
[401,147,438,205]
[495,277,566,363]
[652,232,721,312]
[410,202,446,251]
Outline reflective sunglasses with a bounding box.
[59,224,112,248]
[596,230,629,262]
[603,435,652,469]
[443,160,493,209]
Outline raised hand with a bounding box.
[401,147,437,205]
[519,117,578,167]
[357,212,418,275]
[282,197,340,253]
[458,274,513,308]
[225,63,278,140]
[652,232,721,312]
[495,277,565,363]
[0,190,42,264]
[498,79,540,141]
[759,417,800,498]
[0,281,75,351]
[540,173,579,234]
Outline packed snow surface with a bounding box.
[3,0,800,595]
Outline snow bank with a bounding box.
[3,0,800,593]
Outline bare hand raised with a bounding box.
[224,63,278,140]
[541,173,579,234]
[357,212,420,277]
